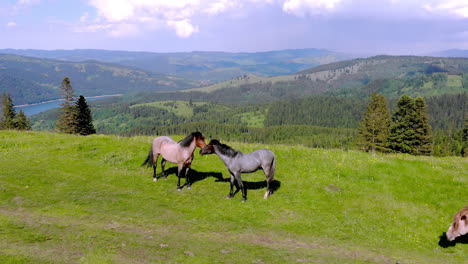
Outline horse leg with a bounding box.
[234,173,246,202]
[152,154,160,182]
[184,166,191,189]
[263,168,272,199]
[176,164,184,191]
[226,173,235,199]
[161,158,167,179]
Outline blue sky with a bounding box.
[1,0,468,54]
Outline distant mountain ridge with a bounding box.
[0,53,197,104]
[0,48,352,82]
[425,49,468,58]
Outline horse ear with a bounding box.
[462,215,467,221]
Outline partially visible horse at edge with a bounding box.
[142,132,207,190]
[446,206,468,241]
[200,139,276,202]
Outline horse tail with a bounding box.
[142,148,155,168]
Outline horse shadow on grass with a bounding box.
[438,232,468,248]
[157,167,282,194]
[157,167,224,186]
[215,177,282,195]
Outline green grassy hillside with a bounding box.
[1,131,467,263]
[0,54,198,105]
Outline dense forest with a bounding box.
[30,92,467,156]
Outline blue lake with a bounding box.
[15,95,122,116]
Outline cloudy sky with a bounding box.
[1,0,468,54]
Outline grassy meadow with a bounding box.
[0,130,467,263]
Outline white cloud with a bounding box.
[17,0,41,5]
[282,0,343,16]
[83,0,468,39]
[6,22,17,27]
[424,0,468,18]
[86,0,275,38]
[109,23,141,38]
[167,19,199,38]
[80,12,90,23]
[73,23,112,33]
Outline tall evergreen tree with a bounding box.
[15,110,31,130]
[388,95,433,155]
[388,95,418,154]
[462,114,468,157]
[56,77,78,133]
[75,95,96,135]
[357,92,391,153]
[414,97,433,155]
[1,92,17,129]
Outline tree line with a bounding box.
[1,77,96,135]
[56,77,96,135]
[357,93,467,156]
[0,92,31,130]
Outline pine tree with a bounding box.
[388,95,433,155]
[413,97,433,155]
[75,95,96,135]
[15,110,31,130]
[1,92,17,129]
[462,114,468,157]
[56,77,78,133]
[357,92,391,153]
[388,95,418,154]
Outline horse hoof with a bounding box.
[226,195,232,199]
[242,199,246,203]
[177,188,182,192]
[153,178,158,182]
[187,186,191,190]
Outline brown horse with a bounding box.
[446,206,468,241]
[142,132,206,190]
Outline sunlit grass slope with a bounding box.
[0,131,467,263]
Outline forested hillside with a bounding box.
[0,48,350,82]
[0,54,197,104]
[180,55,468,103]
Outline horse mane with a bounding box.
[210,139,239,158]
[179,132,202,147]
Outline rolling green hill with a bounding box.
[0,54,198,105]
[0,48,351,82]
[0,130,467,263]
[180,55,468,102]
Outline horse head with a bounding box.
[446,207,468,241]
[191,132,207,149]
[199,139,219,155]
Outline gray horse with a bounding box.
[200,139,276,202]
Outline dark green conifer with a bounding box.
[15,110,31,130]
[56,77,78,133]
[388,95,433,155]
[413,97,433,155]
[357,92,391,153]
[75,95,96,135]
[462,114,468,157]
[1,92,17,129]
[388,95,418,154]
